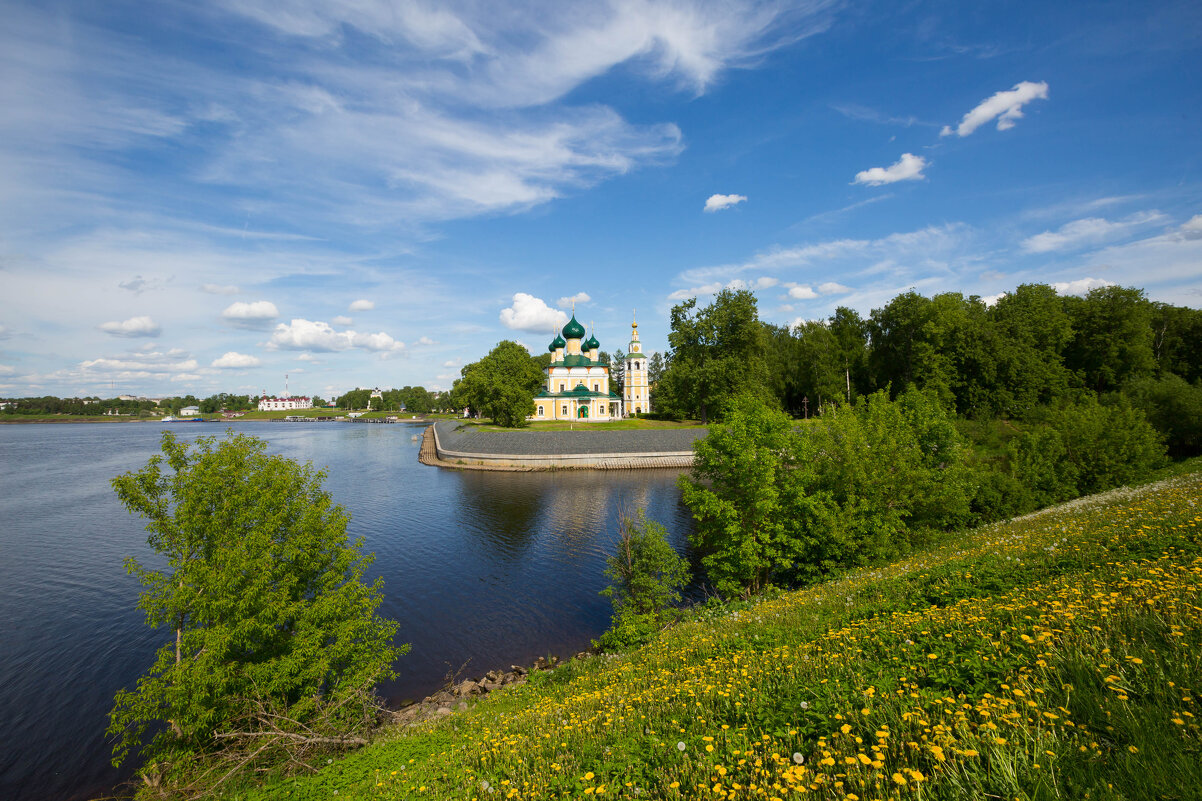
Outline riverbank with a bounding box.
[235,468,1202,801]
[422,420,706,470]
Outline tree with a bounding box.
[600,511,690,616]
[658,289,768,423]
[454,341,545,427]
[647,351,665,387]
[680,395,822,597]
[594,510,690,652]
[1063,285,1155,392]
[988,284,1073,417]
[108,432,402,786]
[610,349,626,396]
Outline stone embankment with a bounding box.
[420,421,705,470]
[391,653,583,727]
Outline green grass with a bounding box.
[211,469,1202,801]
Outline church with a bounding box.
[531,312,650,422]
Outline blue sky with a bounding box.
[1,0,1200,400]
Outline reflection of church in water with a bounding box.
[532,311,650,422]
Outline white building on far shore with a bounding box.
[257,394,313,412]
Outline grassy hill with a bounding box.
[229,469,1202,801]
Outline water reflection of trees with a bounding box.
[451,469,693,566]
[453,472,547,560]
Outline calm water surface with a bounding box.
[0,422,694,801]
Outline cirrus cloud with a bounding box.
[1021,211,1165,253]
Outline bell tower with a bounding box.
[623,311,649,415]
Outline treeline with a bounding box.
[0,395,157,416]
[648,281,1202,603]
[1,394,264,416]
[335,386,445,413]
[655,283,1202,457]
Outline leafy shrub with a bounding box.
[594,511,689,652]
[592,607,666,653]
[1051,398,1166,494]
[1124,374,1202,458]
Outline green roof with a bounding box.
[548,334,566,351]
[562,314,586,340]
[551,354,605,367]
[584,334,600,350]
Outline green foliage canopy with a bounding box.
[658,289,768,423]
[108,432,403,777]
[454,340,545,427]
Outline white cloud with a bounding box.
[99,316,161,338]
[331,315,353,326]
[817,281,851,294]
[201,283,240,295]
[1021,211,1165,253]
[267,318,404,353]
[221,300,280,327]
[499,293,567,333]
[211,351,262,368]
[941,81,1049,137]
[0,364,16,376]
[348,299,375,311]
[557,292,592,307]
[442,360,460,367]
[417,336,436,346]
[1180,214,1202,240]
[1052,278,1115,296]
[668,276,780,301]
[788,285,818,299]
[981,293,1005,307]
[853,153,927,186]
[704,193,747,212]
[297,352,321,363]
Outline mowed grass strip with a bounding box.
[234,472,1202,801]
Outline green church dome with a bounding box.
[584,334,600,350]
[562,314,586,340]
[549,334,566,351]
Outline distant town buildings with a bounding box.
[257,394,313,412]
[179,405,201,417]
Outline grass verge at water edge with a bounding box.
[227,471,1202,801]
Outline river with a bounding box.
[0,421,695,801]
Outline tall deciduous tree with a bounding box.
[658,289,768,423]
[454,340,545,427]
[1064,285,1155,392]
[680,395,821,597]
[108,432,402,784]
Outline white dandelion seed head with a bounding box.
[678,741,687,751]
[793,752,805,764]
